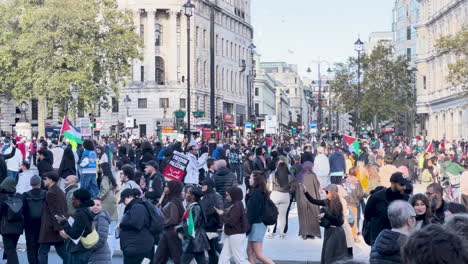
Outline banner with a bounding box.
[162,151,189,181]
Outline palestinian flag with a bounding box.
[343,135,361,156]
[181,207,195,237]
[425,143,433,153]
[59,117,83,144]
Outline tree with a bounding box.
[436,27,468,94]
[331,43,414,133]
[0,0,142,136]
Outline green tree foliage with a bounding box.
[436,27,468,94]
[331,43,414,123]
[0,0,142,110]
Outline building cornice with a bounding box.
[420,0,465,26]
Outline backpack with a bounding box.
[4,194,24,221]
[25,190,46,220]
[142,200,165,243]
[262,195,278,226]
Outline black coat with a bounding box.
[200,188,223,232]
[212,167,237,201]
[37,158,53,178]
[364,188,409,245]
[39,184,68,243]
[0,192,24,235]
[144,172,165,202]
[0,147,16,184]
[120,198,154,256]
[138,149,156,171]
[253,156,265,172]
[301,152,315,164]
[58,146,76,179]
[246,188,265,225]
[370,229,408,264]
[182,203,210,253]
[61,206,94,253]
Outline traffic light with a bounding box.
[349,111,358,128]
[179,125,185,133]
[361,126,366,131]
[324,123,330,131]
[119,122,125,133]
[89,118,96,128]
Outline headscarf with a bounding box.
[0,177,16,193]
[227,186,243,202]
[166,181,184,217]
[297,161,313,184]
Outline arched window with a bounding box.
[155,56,165,85]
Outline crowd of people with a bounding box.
[0,133,466,264]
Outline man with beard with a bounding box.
[425,183,448,224]
[364,172,410,245]
[143,160,165,202]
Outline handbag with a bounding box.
[80,223,99,249]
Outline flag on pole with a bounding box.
[59,117,83,144]
[343,135,361,156]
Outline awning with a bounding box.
[225,123,235,129]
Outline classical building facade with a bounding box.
[253,55,276,119]
[415,0,467,141]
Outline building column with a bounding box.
[133,10,141,82]
[166,10,179,83]
[147,9,156,81]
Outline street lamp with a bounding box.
[247,43,256,122]
[123,95,131,117]
[20,101,29,122]
[69,84,79,124]
[184,0,195,140]
[354,37,364,134]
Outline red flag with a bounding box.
[342,135,357,146]
[265,137,273,147]
[425,143,433,153]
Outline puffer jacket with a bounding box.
[370,229,408,264]
[90,211,112,264]
[120,198,154,256]
[200,179,224,232]
[212,167,237,200]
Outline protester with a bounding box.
[303,184,348,264]
[314,146,330,188]
[16,160,36,194]
[120,164,141,192]
[200,178,223,264]
[37,149,53,178]
[402,224,468,264]
[206,158,217,179]
[295,161,321,240]
[80,140,99,197]
[23,175,46,264]
[58,144,77,181]
[5,139,23,180]
[142,160,165,201]
[365,164,381,193]
[364,172,410,245]
[65,175,80,216]
[444,213,468,240]
[0,177,25,264]
[154,181,184,264]
[57,188,96,264]
[213,159,237,207]
[267,161,292,239]
[370,201,416,264]
[243,152,254,189]
[0,144,17,184]
[426,183,448,224]
[409,193,432,230]
[89,198,112,264]
[216,186,249,264]
[185,145,208,186]
[343,167,365,241]
[378,156,398,188]
[119,188,154,264]
[50,140,64,169]
[329,146,346,184]
[229,143,243,184]
[38,171,69,264]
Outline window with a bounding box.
[140,66,144,82]
[195,27,199,47]
[407,26,411,40]
[254,103,259,116]
[255,87,259,96]
[203,29,207,48]
[111,97,119,112]
[407,48,411,60]
[140,24,144,42]
[155,23,162,46]
[155,56,165,85]
[423,76,427,89]
[138,98,147,108]
[180,98,186,109]
[159,98,169,108]
[31,99,38,120]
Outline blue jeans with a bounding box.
[231,164,242,184]
[7,170,18,180]
[38,242,68,264]
[80,173,99,197]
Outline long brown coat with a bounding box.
[296,171,322,238]
[38,184,68,243]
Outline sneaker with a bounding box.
[266,233,274,239]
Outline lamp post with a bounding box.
[123,95,131,117]
[354,38,364,134]
[307,62,332,133]
[248,43,256,121]
[184,0,195,140]
[70,84,79,124]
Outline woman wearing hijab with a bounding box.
[58,144,77,180]
[154,181,185,264]
[295,161,321,239]
[0,177,24,264]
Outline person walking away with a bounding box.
[119,188,154,264]
[38,171,69,264]
[246,171,274,264]
[314,147,330,188]
[179,187,210,264]
[378,156,398,188]
[65,175,80,217]
[213,160,238,208]
[0,177,25,264]
[215,186,250,264]
[329,146,346,184]
[29,138,38,166]
[97,163,118,256]
[370,201,416,264]
[295,161,321,240]
[56,189,95,264]
[200,179,223,264]
[229,143,243,184]
[79,140,99,198]
[266,161,292,239]
[23,175,46,264]
[58,145,77,187]
[89,198,112,264]
[301,145,314,164]
[343,167,364,242]
[16,160,36,194]
[137,141,155,172]
[5,139,23,180]
[303,184,348,264]
[409,194,432,230]
[153,181,184,264]
[50,140,64,170]
[363,172,409,245]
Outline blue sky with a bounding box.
[252,0,395,76]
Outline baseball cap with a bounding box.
[390,172,409,185]
[143,160,159,169]
[323,184,338,193]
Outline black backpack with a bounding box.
[4,194,24,221]
[25,190,46,220]
[262,195,278,226]
[142,200,165,244]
